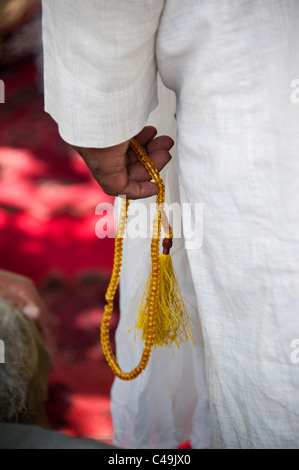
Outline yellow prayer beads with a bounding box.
[100,138,165,380]
[100,138,193,381]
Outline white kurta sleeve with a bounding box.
[41,0,165,147]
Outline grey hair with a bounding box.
[0,297,39,423]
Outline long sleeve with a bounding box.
[41,0,165,147]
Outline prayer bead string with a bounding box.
[100,137,169,380]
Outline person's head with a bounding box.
[0,296,52,427]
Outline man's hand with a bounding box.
[73,126,174,199]
[0,270,57,368]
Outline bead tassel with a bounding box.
[100,138,193,380]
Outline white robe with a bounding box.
[42,0,299,449]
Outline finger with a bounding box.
[128,148,172,182]
[126,126,158,163]
[145,135,174,155]
[98,171,159,199]
[127,133,174,164]
[127,135,174,182]
[134,126,158,147]
[120,180,159,199]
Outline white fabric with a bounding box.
[41,0,162,147]
[42,0,299,449]
[111,82,210,449]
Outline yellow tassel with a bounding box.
[100,137,196,381]
[136,250,195,349]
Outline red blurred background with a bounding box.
[0,1,118,443]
